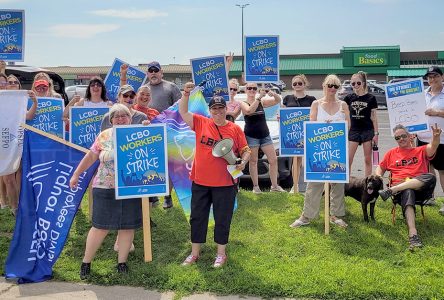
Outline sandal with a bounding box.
[289,218,310,228]
[330,217,348,228]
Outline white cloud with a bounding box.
[90,9,168,20]
[48,24,120,39]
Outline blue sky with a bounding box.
[1,0,443,67]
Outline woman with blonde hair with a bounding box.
[344,71,379,176]
[290,74,351,229]
[226,78,241,122]
[282,74,316,193]
[31,72,61,98]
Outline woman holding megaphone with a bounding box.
[179,82,251,268]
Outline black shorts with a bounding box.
[393,173,436,212]
[417,140,444,170]
[349,129,374,145]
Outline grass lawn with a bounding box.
[1,190,444,299]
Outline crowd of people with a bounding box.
[2,58,444,277]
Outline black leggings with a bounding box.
[190,182,237,245]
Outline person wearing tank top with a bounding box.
[240,82,286,194]
[282,74,316,194]
[290,75,351,229]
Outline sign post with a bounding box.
[304,121,349,235]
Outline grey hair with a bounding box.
[137,84,151,93]
[109,103,131,123]
[392,124,409,134]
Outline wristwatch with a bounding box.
[374,131,379,136]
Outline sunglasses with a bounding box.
[394,133,408,141]
[292,82,304,86]
[8,81,19,85]
[246,86,258,91]
[230,88,238,92]
[122,93,136,99]
[148,68,160,73]
[327,84,340,89]
[351,81,362,87]
[0,82,7,86]
[90,82,102,87]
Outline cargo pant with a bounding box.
[302,182,346,220]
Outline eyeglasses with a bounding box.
[122,93,136,99]
[427,74,440,79]
[351,81,362,86]
[327,84,340,89]
[394,134,408,141]
[246,86,258,91]
[8,81,19,85]
[230,88,238,92]
[148,68,160,73]
[90,82,102,87]
[292,82,304,86]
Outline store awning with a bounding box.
[387,69,427,77]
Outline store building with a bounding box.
[46,46,444,89]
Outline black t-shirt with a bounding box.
[243,101,270,139]
[283,94,316,107]
[344,93,377,131]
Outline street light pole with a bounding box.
[236,3,249,74]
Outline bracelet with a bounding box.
[374,131,379,135]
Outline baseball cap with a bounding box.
[34,79,49,88]
[119,84,135,95]
[424,66,443,78]
[147,61,161,71]
[208,96,226,109]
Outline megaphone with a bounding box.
[212,138,238,165]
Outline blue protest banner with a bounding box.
[0,10,25,61]
[304,121,348,183]
[114,124,169,199]
[26,97,64,139]
[190,55,229,102]
[5,128,97,283]
[69,107,109,149]
[385,77,428,134]
[244,35,279,83]
[279,108,310,156]
[104,58,147,102]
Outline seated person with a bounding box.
[376,124,441,249]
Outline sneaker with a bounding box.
[80,262,91,280]
[378,189,393,201]
[439,204,444,216]
[213,254,227,268]
[289,186,294,194]
[252,186,262,194]
[149,196,159,207]
[408,234,423,249]
[423,198,436,206]
[116,262,129,273]
[163,196,173,209]
[182,254,199,266]
[270,185,286,192]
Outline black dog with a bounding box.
[345,175,384,222]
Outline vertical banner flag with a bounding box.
[69,107,109,149]
[244,35,279,82]
[104,58,147,102]
[5,128,97,283]
[190,55,229,102]
[114,124,169,199]
[304,121,349,183]
[26,97,64,139]
[151,88,209,214]
[384,77,428,135]
[0,10,25,61]
[279,107,310,156]
[0,90,27,175]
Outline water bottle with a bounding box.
[372,142,380,166]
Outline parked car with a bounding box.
[338,82,387,108]
[234,93,292,188]
[65,85,88,101]
[5,65,68,104]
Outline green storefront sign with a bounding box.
[353,53,387,66]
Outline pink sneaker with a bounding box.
[213,254,227,268]
[182,254,199,266]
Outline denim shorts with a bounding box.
[246,135,273,148]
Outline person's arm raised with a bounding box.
[426,123,442,158]
[120,64,128,87]
[179,82,195,128]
